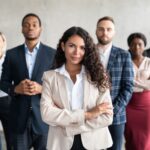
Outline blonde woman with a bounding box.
[0,32,12,150]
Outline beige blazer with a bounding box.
[40,70,113,150]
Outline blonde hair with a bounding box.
[0,32,7,56]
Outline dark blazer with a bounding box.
[107,46,134,125]
[143,49,150,57]
[0,43,55,134]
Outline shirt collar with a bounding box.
[24,42,40,53]
[97,42,112,56]
[55,64,85,79]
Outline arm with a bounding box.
[65,89,113,136]
[134,79,150,91]
[113,53,134,115]
[0,51,14,96]
[40,73,85,127]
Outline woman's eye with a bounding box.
[80,46,85,51]
[68,44,75,48]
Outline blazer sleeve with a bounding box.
[40,72,85,127]
[113,52,134,115]
[65,89,113,136]
[0,51,15,96]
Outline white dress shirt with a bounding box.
[0,54,8,97]
[98,43,112,69]
[24,42,40,79]
[55,64,85,110]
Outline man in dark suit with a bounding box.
[96,16,134,150]
[143,48,150,57]
[0,13,55,150]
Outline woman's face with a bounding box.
[129,37,145,57]
[61,35,85,66]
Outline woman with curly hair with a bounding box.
[40,26,113,150]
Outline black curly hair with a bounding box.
[53,26,110,90]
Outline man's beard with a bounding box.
[98,38,111,45]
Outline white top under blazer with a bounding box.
[40,65,113,150]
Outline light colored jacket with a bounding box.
[40,70,113,150]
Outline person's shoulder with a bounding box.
[6,44,24,55]
[145,56,150,62]
[43,70,61,83]
[112,45,130,56]
[40,43,56,52]
[44,70,56,76]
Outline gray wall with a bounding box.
[0,0,150,50]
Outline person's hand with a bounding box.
[27,81,42,95]
[14,79,32,95]
[14,79,42,95]
[85,102,113,120]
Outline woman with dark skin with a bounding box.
[125,33,150,150]
[41,26,113,150]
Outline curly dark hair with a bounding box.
[53,26,110,90]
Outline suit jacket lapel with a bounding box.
[55,73,90,110]
[18,45,29,79]
[83,75,90,109]
[57,74,71,110]
[31,43,43,80]
[107,46,118,72]
[56,73,90,110]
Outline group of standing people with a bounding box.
[0,13,149,150]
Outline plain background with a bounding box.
[0,0,150,50]
[1,1,148,149]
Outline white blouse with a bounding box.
[55,65,84,110]
[133,57,150,92]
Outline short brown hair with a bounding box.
[97,16,115,26]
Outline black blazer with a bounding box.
[0,43,55,134]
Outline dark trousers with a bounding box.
[0,96,12,150]
[71,134,86,150]
[12,116,47,150]
[108,124,125,150]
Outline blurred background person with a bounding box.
[0,13,55,150]
[125,32,150,150]
[95,16,134,150]
[0,32,12,150]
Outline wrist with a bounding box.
[85,111,91,120]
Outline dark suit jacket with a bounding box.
[0,43,55,134]
[107,46,134,125]
[143,49,150,57]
